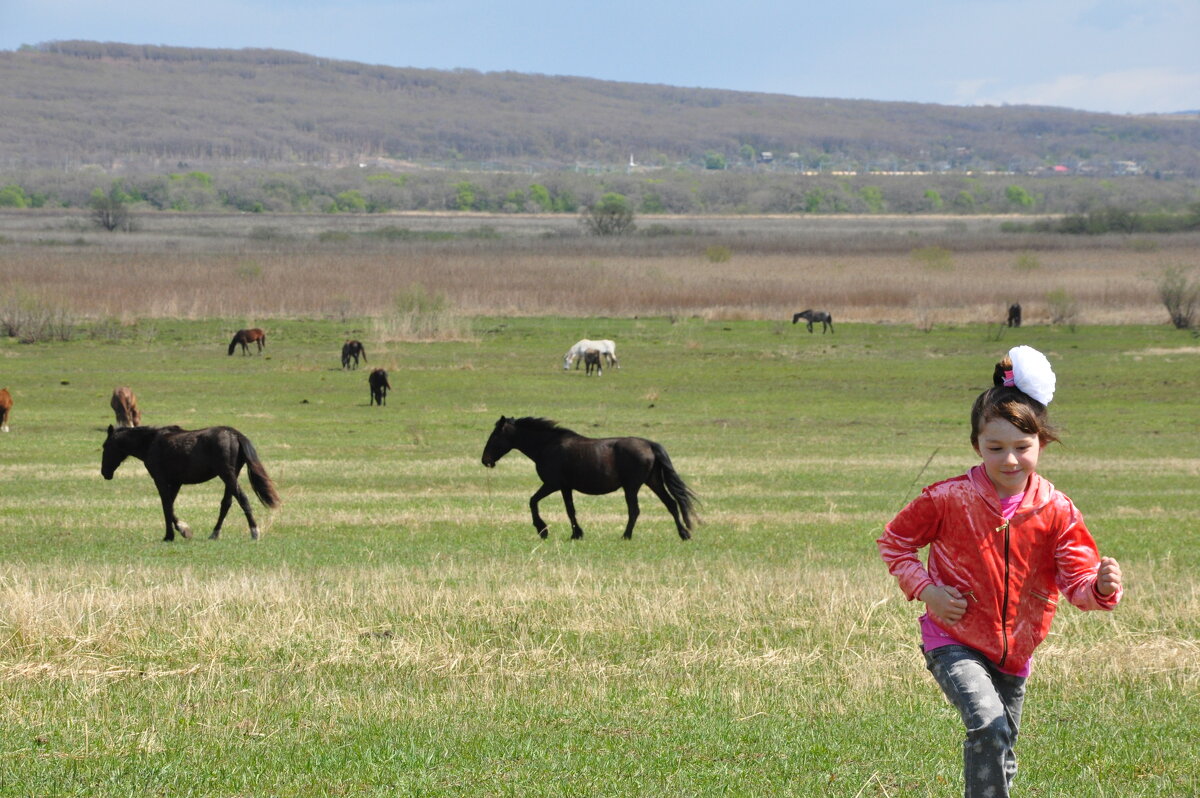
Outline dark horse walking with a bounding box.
[792,309,834,333]
[101,425,280,541]
[368,368,391,405]
[228,328,266,356]
[341,339,367,369]
[481,416,699,541]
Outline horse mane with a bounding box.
[513,416,579,439]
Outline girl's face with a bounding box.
[974,417,1042,499]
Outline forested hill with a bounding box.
[2,40,1198,176]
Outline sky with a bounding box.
[2,0,1198,115]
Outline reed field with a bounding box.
[1,212,1198,796]
[1,209,1196,326]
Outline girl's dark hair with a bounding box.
[970,355,1060,448]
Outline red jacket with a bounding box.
[878,465,1120,672]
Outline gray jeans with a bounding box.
[924,645,1027,798]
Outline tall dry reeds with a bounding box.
[0,211,1192,324]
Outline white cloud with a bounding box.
[962,68,1200,114]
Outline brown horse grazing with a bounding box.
[228,328,266,356]
[0,388,11,433]
[341,340,367,369]
[481,416,699,541]
[368,368,391,406]
[101,424,280,541]
[110,386,141,428]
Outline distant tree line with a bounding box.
[4,167,1200,220]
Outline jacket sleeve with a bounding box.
[877,488,941,601]
[1055,500,1121,610]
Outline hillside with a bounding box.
[3,40,1199,177]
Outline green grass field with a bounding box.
[1,318,1197,796]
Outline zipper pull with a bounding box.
[962,589,979,604]
[995,519,1009,534]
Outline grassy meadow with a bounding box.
[0,313,1197,796]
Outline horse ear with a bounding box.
[106,424,115,436]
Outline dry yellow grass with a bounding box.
[1,210,1193,324]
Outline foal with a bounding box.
[368,368,391,406]
[584,348,603,376]
[111,386,141,427]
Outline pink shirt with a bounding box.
[919,491,1032,677]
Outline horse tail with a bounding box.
[227,333,239,356]
[237,432,281,508]
[649,441,700,530]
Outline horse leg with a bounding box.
[230,480,261,540]
[529,484,556,538]
[621,484,641,540]
[561,488,584,540]
[647,480,690,540]
[157,482,189,542]
[210,480,235,540]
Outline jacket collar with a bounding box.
[967,463,1053,515]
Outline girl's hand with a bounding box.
[1096,557,1122,597]
[920,584,968,624]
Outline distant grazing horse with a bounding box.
[101,424,280,541]
[0,388,11,433]
[368,368,391,406]
[228,328,266,356]
[563,339,619,370]
[110,386,141,428]
[584,349,602,376]
[481,416,698,541]
[341,340,367,369]
[792,309,834,334]
[1007,303,1022,328]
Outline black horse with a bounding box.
[101,425,280,541]
[228,328,266,356]
[368,368,391,405]
[481,416,699,541]
[341,339,367,369]
[1007,303,1022,328]
[792,309,834,333]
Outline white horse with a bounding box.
[563,339,619,370]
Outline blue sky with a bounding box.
[2,0,1197,114]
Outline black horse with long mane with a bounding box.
[228,328,266,356]
[481,416,699,541]
[101,424,280,541]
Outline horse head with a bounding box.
[481,416,515,467]
[100,424,129,480]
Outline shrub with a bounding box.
[1157,266,1199,330]
[1045,289,1080,330]
[911,246,953,271]
[0,292,78,342]
[705,245,732,263]
[581,193,635,236]
[374,284,473,342]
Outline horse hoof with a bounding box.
[209,531,220,540]
[179,525,192,539]
[250,527,260,541]
[571,530,583,540]
[537,528,549,539]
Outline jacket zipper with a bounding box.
[997,518,1011,667]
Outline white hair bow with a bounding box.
[1006,345,1056,405]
